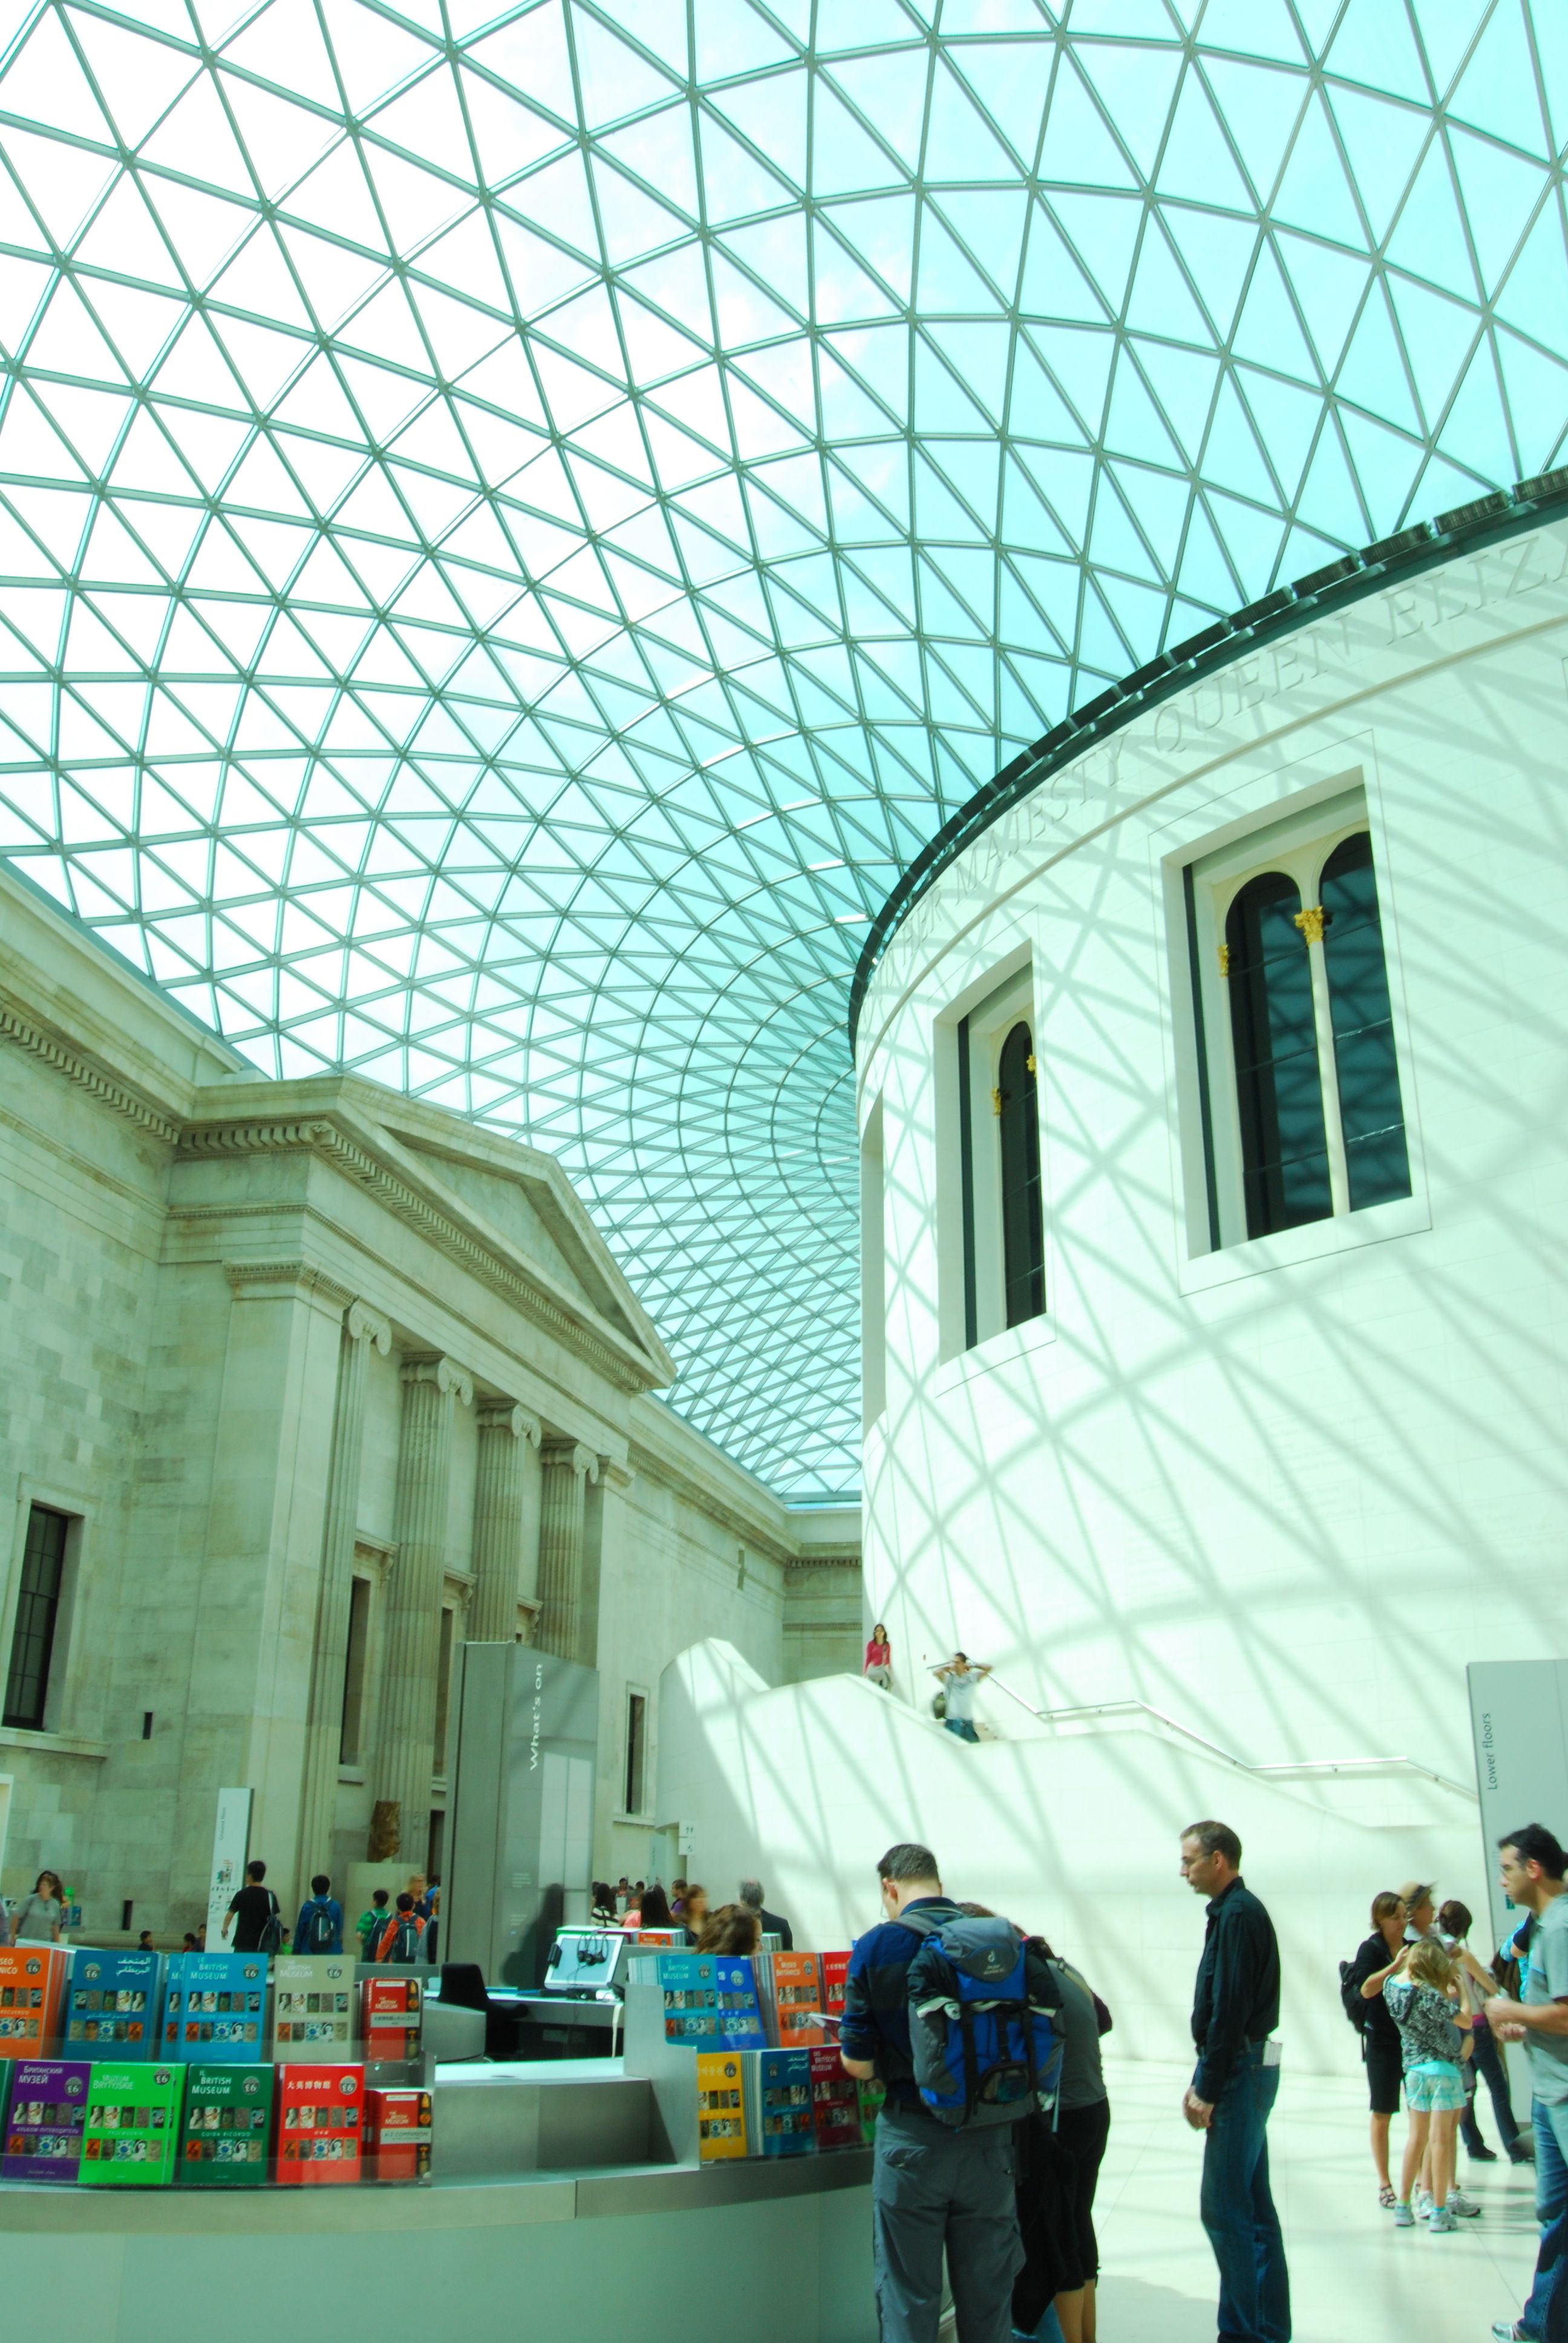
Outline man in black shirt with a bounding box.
[222,1858,279,1954]
[1180,1820,1290,2343]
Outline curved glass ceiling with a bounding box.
[0,0,1564,1498]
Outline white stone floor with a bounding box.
[1090,2054,1538,2343]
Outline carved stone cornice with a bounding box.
[478,1400,542,1447]
[402,1353,474,1407]
[785,1552,864,1571]
[347,1300,392,1353]
[0,997,179,1142]
[177,1113,658,1392]
[223,1257,356,1311]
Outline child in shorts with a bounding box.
[1383,1938,1475,2232]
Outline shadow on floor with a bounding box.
[1096,2275,1215,2343]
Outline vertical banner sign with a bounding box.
[1466,1662,1568,1951]
[205,1788,253,1955]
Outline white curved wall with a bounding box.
[858,517,1568,1800]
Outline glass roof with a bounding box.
[0,0,1564,1499]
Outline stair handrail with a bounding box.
[978,1686,1475,1801]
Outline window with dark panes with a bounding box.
[997,1020,1045,1327]
[1226,874,1333,1238]
[1320,833,1411,1211]
[5,1506,68,1731]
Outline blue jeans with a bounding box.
[1521,2100,1568,2336]
[944,1717,979,1742]
[1199,2047,1290,2343]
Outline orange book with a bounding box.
[0,1946,67,2058]
[769,1951,826,2046]
[696,2051,748,2161]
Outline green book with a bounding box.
[857,2075,886,2142]
[80,2060,185,2186]
[178,2062,273,2183]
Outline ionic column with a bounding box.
[373,1354,472,1869]
[469,1401,541,1643]
[298,1299,390,1876]
[535,1441,598,1664]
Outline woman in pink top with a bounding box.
[864,1624,892,1691]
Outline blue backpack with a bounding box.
[903,1910,1064,2129]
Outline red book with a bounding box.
[0,1947,67,2059]
[275,2065,364,2184]
[809,2046,861,2151]
[820,1951,851,2018]
[364,2086,431,2183]
[361,1975,422,2062]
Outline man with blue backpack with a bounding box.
[292,1872,344,1955]
[840,1841,1063,2343]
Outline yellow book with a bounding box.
[696,2051,748,2161]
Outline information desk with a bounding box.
[0,2058,875,2342]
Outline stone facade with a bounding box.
[0,866,860,1936]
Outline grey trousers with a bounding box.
[872,2103,1024,2343]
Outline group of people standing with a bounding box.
[860,1628,996,1746]
[837,1817,1279,2343]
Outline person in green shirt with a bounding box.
[357,1889,391,1960]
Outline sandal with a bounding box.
[1379,2184,1397,2209]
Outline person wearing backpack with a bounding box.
[840,1841,1059,2343]
[1342,1889,1408,2207]
[223,1858,284,1955]
[358,1888,391,1960]
[377,1892,426,1964]
[293,1873,344,1956]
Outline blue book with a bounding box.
[159,1953,267,2060]
[644,1953,720,2046]
[712,1956,766,2051]
[65,1949,163,2058]
[752,2047,814,2156]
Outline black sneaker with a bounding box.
[1469,2143,1500,2161]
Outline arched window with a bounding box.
[997,1020,1045,1326]
[1321,832,1410,1210]
[1226,873,1331,1237]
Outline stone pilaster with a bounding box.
[470,1401,541,1643]
[297,1299,390,1876]
[374,1353,472,1869]
[535,1440,598,1664]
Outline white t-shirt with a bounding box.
[1526,1893,1568,2106]
[944,1670,977,1721]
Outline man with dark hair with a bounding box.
[738,1878,793,1951]
[932,1653,992,1743]
[1180,1821,1289,2343]
[221,1858,279,1953]
[1485,1826,1568,2343]
[840,1841,1022,2343]
[293,1871,343,1954]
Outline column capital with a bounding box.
[401,1354,474,1406]
[478,1400,541,1447]
[543,1438,599,1483]
[601,1458,636,1492]
[346,1300,392,1354]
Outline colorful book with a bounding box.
[271,1955,355,2056]
[160,1953,267,2059]
[0,1945,68,2057]
[65,1949,162,2057]
[857,2074,886,2141]
[809,2045,862,2151]
[1,2059,84,2181]
[364,2085,431,2182]
[820,1951,851,2020]
[275,2064,364,2183]
[695,2051,748,2161]
[757,1950,827,2047]
[748,2046,814,2157]
[712,1955,766,2050]
[178,2062,274,2183]
[362,1974,422,2062]
[630,1952,721,2046]
[79,2060,184,2185]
